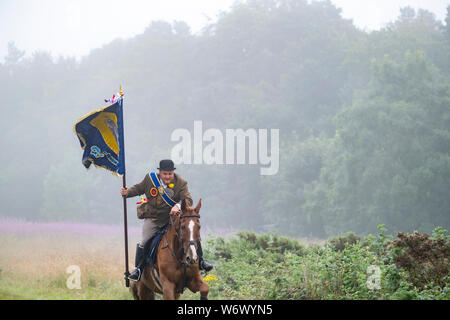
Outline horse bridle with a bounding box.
[167,213,201,263]
[164,213,201,294]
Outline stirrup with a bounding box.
[128,268,142,282]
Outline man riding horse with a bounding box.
[120,159,213,282]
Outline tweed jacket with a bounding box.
[126,172,193,227]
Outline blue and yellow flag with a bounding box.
[74,96,125,176]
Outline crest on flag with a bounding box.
[74,96,125,176]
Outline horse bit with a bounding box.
[166,213,201,264]
[164,213,201,293]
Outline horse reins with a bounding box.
[167,214,201,258]
[164,213,201,294]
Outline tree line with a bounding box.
[1,0,449,237]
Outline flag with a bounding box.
[74,96,125,176]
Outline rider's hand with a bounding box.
[120,187,128,197]
[170,205,180,216]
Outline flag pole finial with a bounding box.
[119,85,124,96]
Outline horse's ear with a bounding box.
[194,198,202,214]
[181,198,187,212]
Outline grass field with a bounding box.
[0,221,137,299]
[0,219,242,300]
[1,219,448,300]
[0,219,322,300]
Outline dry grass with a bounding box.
[0,220,144,299]
[0,220,209,299]
[0,233,138,281]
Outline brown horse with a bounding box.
[130,198,210,300]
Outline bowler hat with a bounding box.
[158,159,176,171]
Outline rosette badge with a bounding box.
[150,187,158,197]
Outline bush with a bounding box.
[236,231,306,255]
[327,232,361,252]
[388,229,450,289]
[202,226,449,300]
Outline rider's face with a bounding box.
[159,170,174,185]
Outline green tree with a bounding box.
[305,51,450,236]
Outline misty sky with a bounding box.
[1,0,448,62]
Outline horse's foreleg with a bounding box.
[160,276,176,300]
[130,280,155,300]
[199,280,209,300]
[129,281,140,300]
[162,284,176,300]
[189,275,210,300]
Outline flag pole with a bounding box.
[122,173,130,287]
[119,86,130,287]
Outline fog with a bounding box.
[1,0,447,61]
[1,0,449,238]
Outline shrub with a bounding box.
[327,232,361,251]
[202,226,449,300]
[388,229,450,289]
[236,231,305,255]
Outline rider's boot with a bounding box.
[197,240,213,272]
[128,243,145,282]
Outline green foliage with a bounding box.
[327,232,360,252]
[203,228,449,300]
[304,50,450,236]
[432,226,449,240]
[0,276,133,300]
[236,230,306,255]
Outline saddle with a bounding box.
[143,224,169,266]
[141,224,169,291]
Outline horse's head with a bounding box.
[177,198,202,266]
